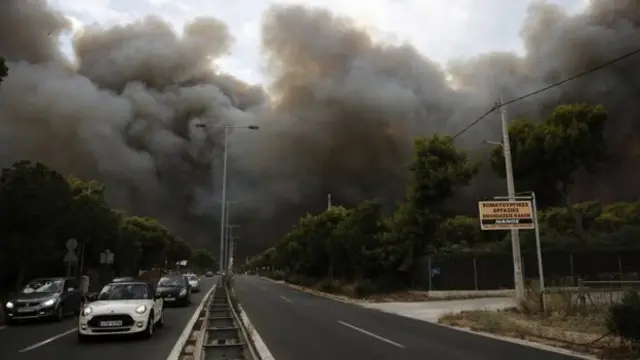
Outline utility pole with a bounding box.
[226,225,240,271]
[498,97,525,304]
[224,201,239,270]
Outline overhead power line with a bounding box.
[452,47,640,139]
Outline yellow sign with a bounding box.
[478,200,534,230]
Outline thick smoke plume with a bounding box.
[0,0,638,256]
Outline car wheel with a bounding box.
[156,308,164,328]
[54,305,64,321]
[143,313,154,339]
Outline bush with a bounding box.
[606,291,640,346]
[317,278,345,293]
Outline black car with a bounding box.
[3,277,84,324]
[156,275,191,306]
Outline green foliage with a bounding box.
[490,103,608,241]
[0,160,216,293]
[490,103,607,206]
[191,248,218,272]
[606,291,640,346]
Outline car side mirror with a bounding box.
[86,293,98,302]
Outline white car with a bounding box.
[78,281,164,341]
[186,274,200,292]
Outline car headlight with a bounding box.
[42,298,56,307]
[5,301,14,309]
[179,289,187,296]
[135,305,147,314]
[81,306,93,317]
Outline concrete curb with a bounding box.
[238,303,275,360]
[166,284,216,360]
[259,276,595,360]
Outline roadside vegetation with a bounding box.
[439,285,640,359]
[241,100,640,357]
[0,159,218,296]
[243,102,639,295]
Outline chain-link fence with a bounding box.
[414,250,640,291]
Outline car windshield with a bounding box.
[22,279,63,294]
[158,278,183,287]
[97,283,149,300]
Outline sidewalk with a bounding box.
[362,297,516,322]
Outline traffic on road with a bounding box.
[1,275,216,360]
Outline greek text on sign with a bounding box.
[478,200,535,230]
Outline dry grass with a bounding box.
[438,285,638,359]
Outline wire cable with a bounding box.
[452,47,640,139]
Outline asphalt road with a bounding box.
[236,275,584,360]
[1,277,217,360]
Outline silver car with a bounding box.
[186,275,200,292]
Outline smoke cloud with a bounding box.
[0,0,638,256]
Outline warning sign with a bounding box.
[478,200,534,230]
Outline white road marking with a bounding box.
[337,321,405,348]
[280,295,293,303]
[259,286,266,291]
[18,327,77,352]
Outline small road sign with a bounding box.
[66,238,78,251]
[478,200,535,230]
[64,251,78,263]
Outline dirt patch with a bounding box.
[438,310,636,359]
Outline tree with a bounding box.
[0,161,73,288]
[122,216,172,269]
[389,134,479,274]
[167,237,193,264]
[0,57,7,84]
[190,249,218,272]
[66,177,120,272]
[490,103,608,240]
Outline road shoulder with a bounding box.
[258,275,597,359]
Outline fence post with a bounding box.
[427,255,432,291]
[617,253,624,281]
[577,278,586,308]
[569,252,575,285]
[473,257,478,291]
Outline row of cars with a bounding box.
[3,273,207,341]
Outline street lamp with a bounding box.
[194,123,259,274]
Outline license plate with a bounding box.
[100,320,123,327]
[17,306,36,313]
[165,297,174,301]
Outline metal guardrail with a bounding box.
[199,283,259,360]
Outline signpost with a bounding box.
[478,200,534,230]
[64,239,78,276]
[478,193,546,313]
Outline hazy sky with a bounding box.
[49,0,588,84]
